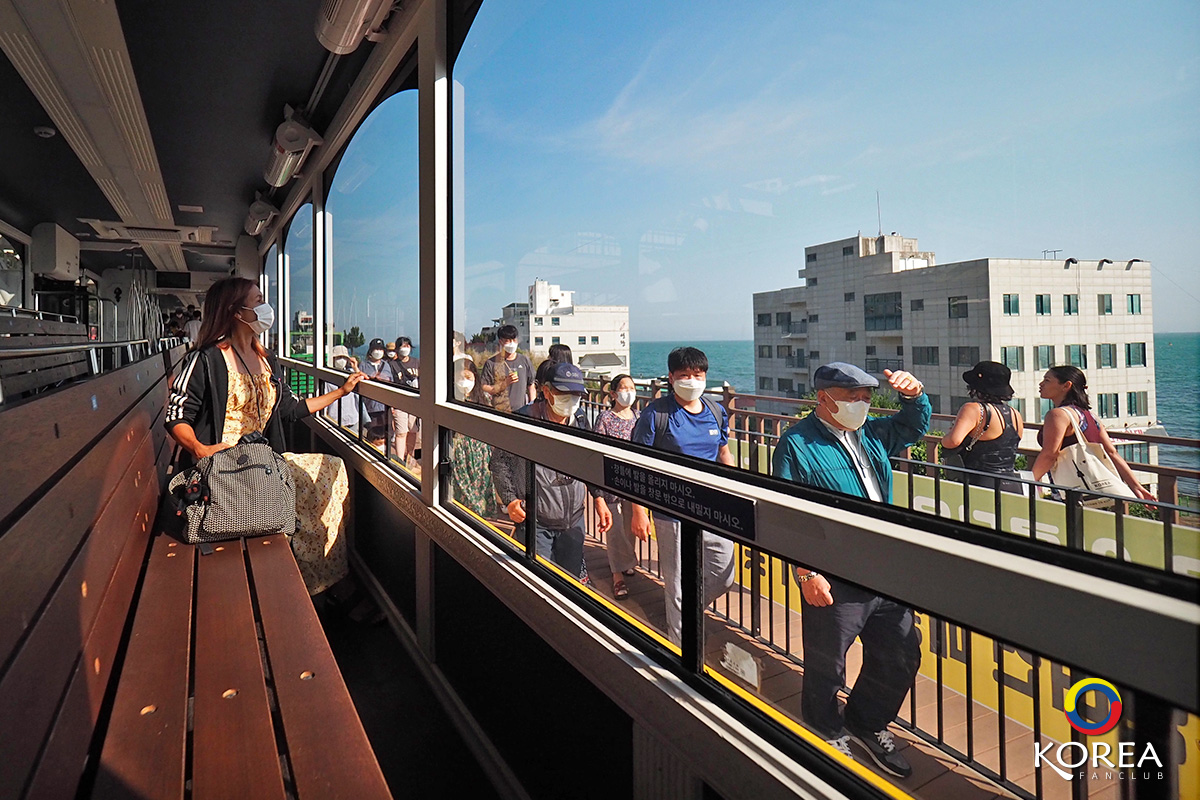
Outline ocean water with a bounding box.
[630,340,755,392]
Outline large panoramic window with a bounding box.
[0,235,23,307]
[264,243,279,353]
[284,202,314,358]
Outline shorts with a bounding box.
[391,408,420,437]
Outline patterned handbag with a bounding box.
[168,432,296,543]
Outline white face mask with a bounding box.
[673,377,706,403]
[368,349,384,362]
[239,302,275,334]
[398,346,411,357]
[502,341,518,354]
[615,389,636,408]
[454,376,475,401]
[549,392,581,418]
[831,399,870,430]
[333,357,349,370]
[386,350,397,359]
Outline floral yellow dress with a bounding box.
[221,349,349,595]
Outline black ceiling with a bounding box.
[0,0,376,272]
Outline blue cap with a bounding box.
[548,361,586,394]
[813,362,879,391]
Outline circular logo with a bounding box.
[1064,679,1122,735]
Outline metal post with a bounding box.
[1065,490,1084,551]
[680,521,704,673]
[1130,692,1172,800]
[749,548,762,636]
[524,456,538,562]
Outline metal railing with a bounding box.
[0,305,78,323]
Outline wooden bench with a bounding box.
[0,315,92,403]
[0,343,391,800]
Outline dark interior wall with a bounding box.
[433,544,633,800]
[351,471,418,626]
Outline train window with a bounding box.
[285,202,314,360]
[326,89,419,374]
[0,235,23,308]
[264,243,279,354]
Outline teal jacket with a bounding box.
[772,394,932,502]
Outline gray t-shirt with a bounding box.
[480,353,533,412]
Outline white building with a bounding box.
[753,234,1158,464]
[493,279,630,377]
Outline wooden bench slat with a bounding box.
[91,535,196,800]
[0,333,89,349]
[247,536,392,800]
[0,436,157,797]
[0,358,92,395]
[192,539,287,800]
[0,385,165,663]
[25,499,158,800]
[0,317,87,336]
[0,356,165,525]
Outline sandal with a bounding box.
[613,578,629,599]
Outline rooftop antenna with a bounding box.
[876,191,882,237]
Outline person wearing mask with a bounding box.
[771,363,929,776]
[630,347,735,645]
[389,335,421,466]
[940,361,1025,493]
[322,345,360,431]
[593,374,641,599]
[480,325,534,413]
[360,337,397,448]
[164,277,366,598]
[489,362,611,577]
[547,342,573,364]
[1032,366,1153,500]
[448,353,497,517]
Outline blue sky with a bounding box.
[310,0,1199,342]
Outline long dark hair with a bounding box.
[1048,365,1091,410]
[193,277,269,358]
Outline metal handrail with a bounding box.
[0,339,150,358]
[0,306,79,323]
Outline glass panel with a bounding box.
[285,202,314,361]
[0,235,23,307]
[264,243,279,353]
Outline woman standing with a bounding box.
[592,374,643,599]
[165,277,367,596]
[449,353,499,518]
[941,361,1024,493]
[1032,366,1154,500]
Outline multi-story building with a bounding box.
[491,278,630,377]
[753,234,1157,463]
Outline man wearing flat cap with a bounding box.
[772,363,930,777]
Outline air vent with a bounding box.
[125,227,183,242]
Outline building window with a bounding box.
[808,351,819,362]
[578,336,586,346]
[807,277,818,286]
[1097,294,1112,315]
[551,336,560,345]
[591,336,599,345]
[925,394,942,414]
[1008,398,1026,416]
[756,313,771,327]
[808,314,819,323]
[1003,294,1020,315]
[776,311,791,327]
[1066,344,1087,369]
[806,252,816,263]
[912,346,939,366]
[1117,443,1149,464]
[842,245,854,256]
[759,376,771,391]
[845,331,857,341]
[948,295,968,319]
[1063,294,1079,315]
[910,299,924,312]
[778,378,794,394]
[1127,294,1142,314]
[865,345,876,355]
[534,317,544,325]
[1035,345,1055,370]
[1038,398,1054,421]
[950,395,972,412]
[1000,346,1024,371]
[1035,294,1051,315]
[757,345,772,358]
[1097,343,1116,368]
[896,345,904,356]
[534,337,543,346]
[1097,393,1119,419]
[1125,342,1147,367]
[1127,391,1148,416]
[844,291,855,302]
[551,317,561,326]
[863,292,902,331]
[776,345,792,358]
[949,346,980,367]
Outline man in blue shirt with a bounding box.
[630,347,735,645]
[772,362,930,778]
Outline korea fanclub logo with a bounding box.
[1035,679,1164,781]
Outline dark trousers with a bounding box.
[515,523,585,576]
[801,578,921,738]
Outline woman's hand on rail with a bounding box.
[338,372,367,397]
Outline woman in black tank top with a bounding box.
[941,361,1025,493]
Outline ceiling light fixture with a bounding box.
[264,105,324,187]
[244,193,280,237]
[178,204,204,213]
[316,0,392,55]
[33,125,56,138]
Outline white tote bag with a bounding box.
[1049,408,1135,504]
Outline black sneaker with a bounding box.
[847,727,911,778]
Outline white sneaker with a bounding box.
[826,734,854,758]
